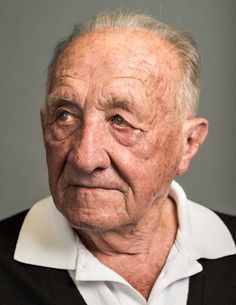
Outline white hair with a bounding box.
[47,12,201,116]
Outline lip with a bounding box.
[69,184,114,191]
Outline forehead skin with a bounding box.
[49,29,182,126]
[52,28,180,78]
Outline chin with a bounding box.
[66,211,127,232]
[53,187,130,231]
[54,199,130,232]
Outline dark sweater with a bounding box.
[0,210,235,305]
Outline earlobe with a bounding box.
[176,118,208,175]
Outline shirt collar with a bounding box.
[14,196,77,269]
[170,181,236,260]
[14,181,236,271]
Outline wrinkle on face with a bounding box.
[43,28,184,231]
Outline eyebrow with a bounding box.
[104,99,135,113]
[46,93,79,107]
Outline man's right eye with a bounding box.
[58,111,71,122]
[56,111,77,125]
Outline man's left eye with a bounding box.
[111,115,129,126]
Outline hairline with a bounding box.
[46,13,201,118]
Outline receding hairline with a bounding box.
[46,12,201,117]
[59,28,180,62]
[50,27,183,93]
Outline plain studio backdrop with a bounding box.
[0,0,235,220]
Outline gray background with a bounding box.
[1,0,235,220]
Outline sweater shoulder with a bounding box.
[215,211,236,242]
[0,211,28,254]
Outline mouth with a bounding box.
[69,184,115,191]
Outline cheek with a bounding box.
[44,131,71,186]
[108,127,140,147]
[125,128,182,192]
[154,130,183,183]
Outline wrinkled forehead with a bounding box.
[52,29,181,86]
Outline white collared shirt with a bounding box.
[14,181,236,305]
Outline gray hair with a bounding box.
[47,12,200,116]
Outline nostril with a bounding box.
[94,167,106,172]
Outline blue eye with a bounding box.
[58,111,70,121]
[112,115,127,126]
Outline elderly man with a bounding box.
[1,12,235,305]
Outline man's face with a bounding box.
[42,29,185,231]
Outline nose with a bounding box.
[67,121,111,174]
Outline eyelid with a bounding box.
[47,98,82,114]
[57,109,71,117]
[112,114,128,124]
[110,114,146,133]
[56,108,71,116]
[110,114,134,130]
[54,102,81,115]
[55,109,78,126]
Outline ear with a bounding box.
[176,118,208,176]
[40,107,47,134]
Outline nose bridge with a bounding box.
[80,120,102,156]
[70,119,110,173]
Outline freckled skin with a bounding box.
[41,29,208,299]
[43,29,182,230]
